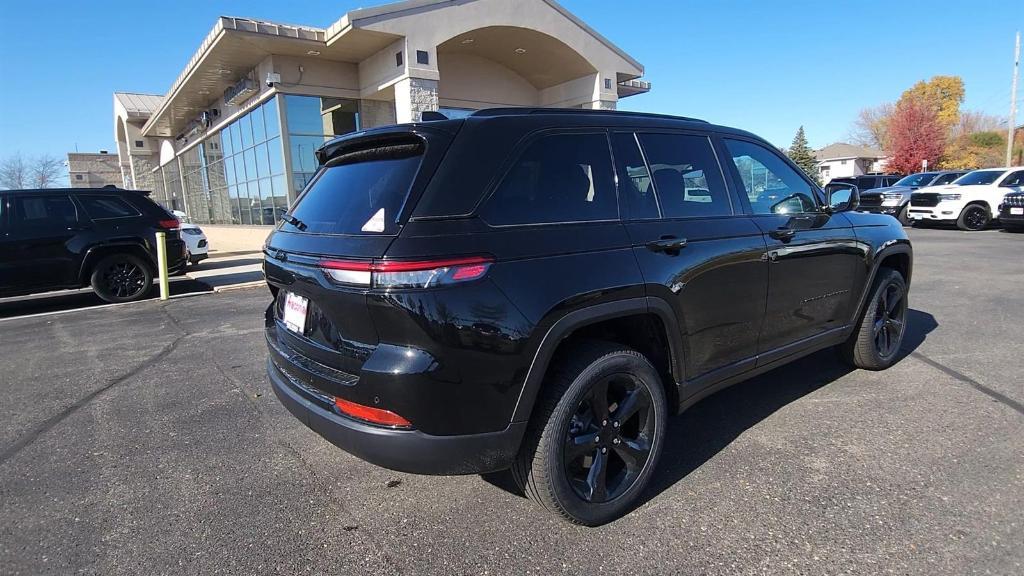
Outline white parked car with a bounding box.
[180,223,209,265]
[907,167,1024,231]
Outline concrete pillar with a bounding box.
[588,100,618,110]
[394,77,439,123]
[360,99,398,129]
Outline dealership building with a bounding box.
[112,0,650,225]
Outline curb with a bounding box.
[212,281,266,293]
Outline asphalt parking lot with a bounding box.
[1,227,1021,575]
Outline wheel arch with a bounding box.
[510,297,684,424]
[847,242,913,329]
[79,242,155,284]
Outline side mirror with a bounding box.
[827,183,860,212]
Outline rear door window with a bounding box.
[283,140,424,235]
[12,195,78,232]
[480,132,617,226]
[78,195,141,220]
[637,133,731,218]
[611,133,658,220]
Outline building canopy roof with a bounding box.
[815,142,886,162]
[136,0,648,139]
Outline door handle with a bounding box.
[646,237,688,252]
[768,228,797,241]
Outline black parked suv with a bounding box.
[999,190,1024,231]
[263,109,912,525]
[0,187,187,303]
[825,174,901,195]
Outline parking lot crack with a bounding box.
[0,334,186,467]
[908,351,1024,416]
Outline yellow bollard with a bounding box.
[156,231,170,301]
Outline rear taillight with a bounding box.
[320,256,493,289]
[334,396,411,428]
[157,218,181,230]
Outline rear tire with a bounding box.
[957,204,990,231]
[512,341,667,526]
[838,268,908,370]
[90,254,153,303]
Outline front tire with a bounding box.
[897,204,910,226]
[839,268,908,370]
[90,254,153,303]
[512,341,667,526]
[957,204,990,231]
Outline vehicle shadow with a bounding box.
[0,278,211,319]
[482,309,938,504]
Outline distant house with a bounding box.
[815,143,888,183]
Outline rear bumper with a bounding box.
[267,357,526,475]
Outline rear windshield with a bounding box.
[282,140,423,235]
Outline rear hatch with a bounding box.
[264,125,457,380]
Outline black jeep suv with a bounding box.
[0,187,187,303]
[263,109,912,525]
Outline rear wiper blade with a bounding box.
[282,213,307,231]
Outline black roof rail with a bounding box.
[469,107,708,123]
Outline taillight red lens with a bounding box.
[320,256,493,288]
[157,218,180,230]
[334,397,411,428]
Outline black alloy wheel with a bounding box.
[872,282,906,359]
[958,205,989,231]
[563,374,655,503]
[103,261,147,299]
[512,341,667,526]
[90,253,153,303]
[838,268,909,370]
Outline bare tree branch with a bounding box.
[0,153,66,189]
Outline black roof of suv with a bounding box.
[0,186,187,302]
[263,108,913,525]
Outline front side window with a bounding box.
[1000,170,1024,187]
[78,195,140,220]
[12,195,78,231]
[638,133,731,218]
[481,133,617,226]
[724,139,818,215]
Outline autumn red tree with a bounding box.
[884,98,946,174]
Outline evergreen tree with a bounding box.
[787,126,821,185]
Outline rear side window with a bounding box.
[78,195,140,220]
[283,140,424,235]
[480,133,617,226]
[638,133,731,218]
[931,173,958,185]
[12,195,78,231]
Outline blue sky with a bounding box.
[0,0,1021,162]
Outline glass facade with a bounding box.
[285,95,359,195]
[153,94,362,225]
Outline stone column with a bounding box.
[588,100,617,110]
[394,77,439,124]
[360,99,398,129]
